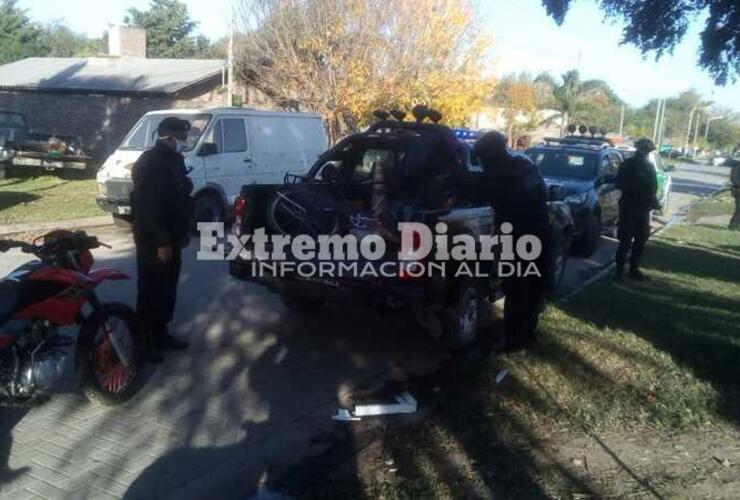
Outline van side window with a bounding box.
[223,118,248,153]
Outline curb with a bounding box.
[0,215,113,237]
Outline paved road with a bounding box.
[0,162,729,499]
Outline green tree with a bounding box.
[0,0,45,64]
[536,70,583,136]
[125,0,218,58]
[37,22,105,57]
[541,0,740,85]
[706,117,740,150]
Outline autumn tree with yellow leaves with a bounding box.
[494,74,538,148]
[235,0,494,141]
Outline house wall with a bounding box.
[0,78,229,164]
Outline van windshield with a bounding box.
[119,114,211,151]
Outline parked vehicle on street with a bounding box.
[708,155,728,167]
[95,108,328,227]
[0,230,144,406]
[0,109,92,174]
[527,136,671,256]
[526,136,622,256]
[229,117,574,350]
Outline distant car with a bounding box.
[709,155,728,167]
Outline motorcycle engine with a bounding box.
[32,349,69,392]
[1,321,72,397]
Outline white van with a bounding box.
[95,107,327,224]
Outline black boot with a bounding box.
[628,269,648,281]
[152,325,189,350]
[142,328,164,363]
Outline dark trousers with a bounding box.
[136,245,182,336]
[615,208,651,273]
[730,188,740,230]
[503,276,545,346]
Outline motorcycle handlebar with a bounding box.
[0,240,34,253]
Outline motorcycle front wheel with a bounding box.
[76,302,144,406]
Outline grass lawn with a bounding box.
[343,195,740,498]
[0,175,104,225]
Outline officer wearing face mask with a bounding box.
[131,117,193,356]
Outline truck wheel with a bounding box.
[192,193,224,227]
[441,281,481,350]
[548,234,571,291]
[573,211,600,257]
[281,294,324,312]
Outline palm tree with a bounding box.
[552,70,582,136]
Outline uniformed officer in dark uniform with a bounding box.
[470,131,551,350]
[131,117,193,353]
[728,157,740,230]
[615,138,659,280]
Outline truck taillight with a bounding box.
[232,196,248,234]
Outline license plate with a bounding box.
[43,160,63,169]
[13,157,42,166]
[117,206,131,215]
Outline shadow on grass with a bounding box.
[0,192,40,212]
[567,238,740,424]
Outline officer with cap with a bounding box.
[615,138,659,280]
[728,156,740,230]
[131,117,193,355]
[469,131,550,350]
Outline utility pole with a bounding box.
[704,116,724,140]
[227,1,235,107]
[692,112,702,159]
[684,106,697,154]
[618,104,625,137]
[656,99,667,148]
[652,99,662,142]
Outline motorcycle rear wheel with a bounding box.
[76,302,144,406]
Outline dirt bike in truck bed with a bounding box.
[227,117,574,350]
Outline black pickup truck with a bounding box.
[228,119,573,350]
[0,109,91,175]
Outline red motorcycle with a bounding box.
[0,230,144,405]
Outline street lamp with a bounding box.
[683,105,699,153]
[704,116,724,140]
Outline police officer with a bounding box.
[728,157,740,230]
[131,117,193,353]
[470,131,550,350]
[615,138,659,280]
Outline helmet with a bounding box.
[634,138,656,154]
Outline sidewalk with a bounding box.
[0,216,113,237]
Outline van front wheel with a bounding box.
[192,193,224,228]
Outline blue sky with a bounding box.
[20,0,740,111]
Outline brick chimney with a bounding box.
[108,25,147,58]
